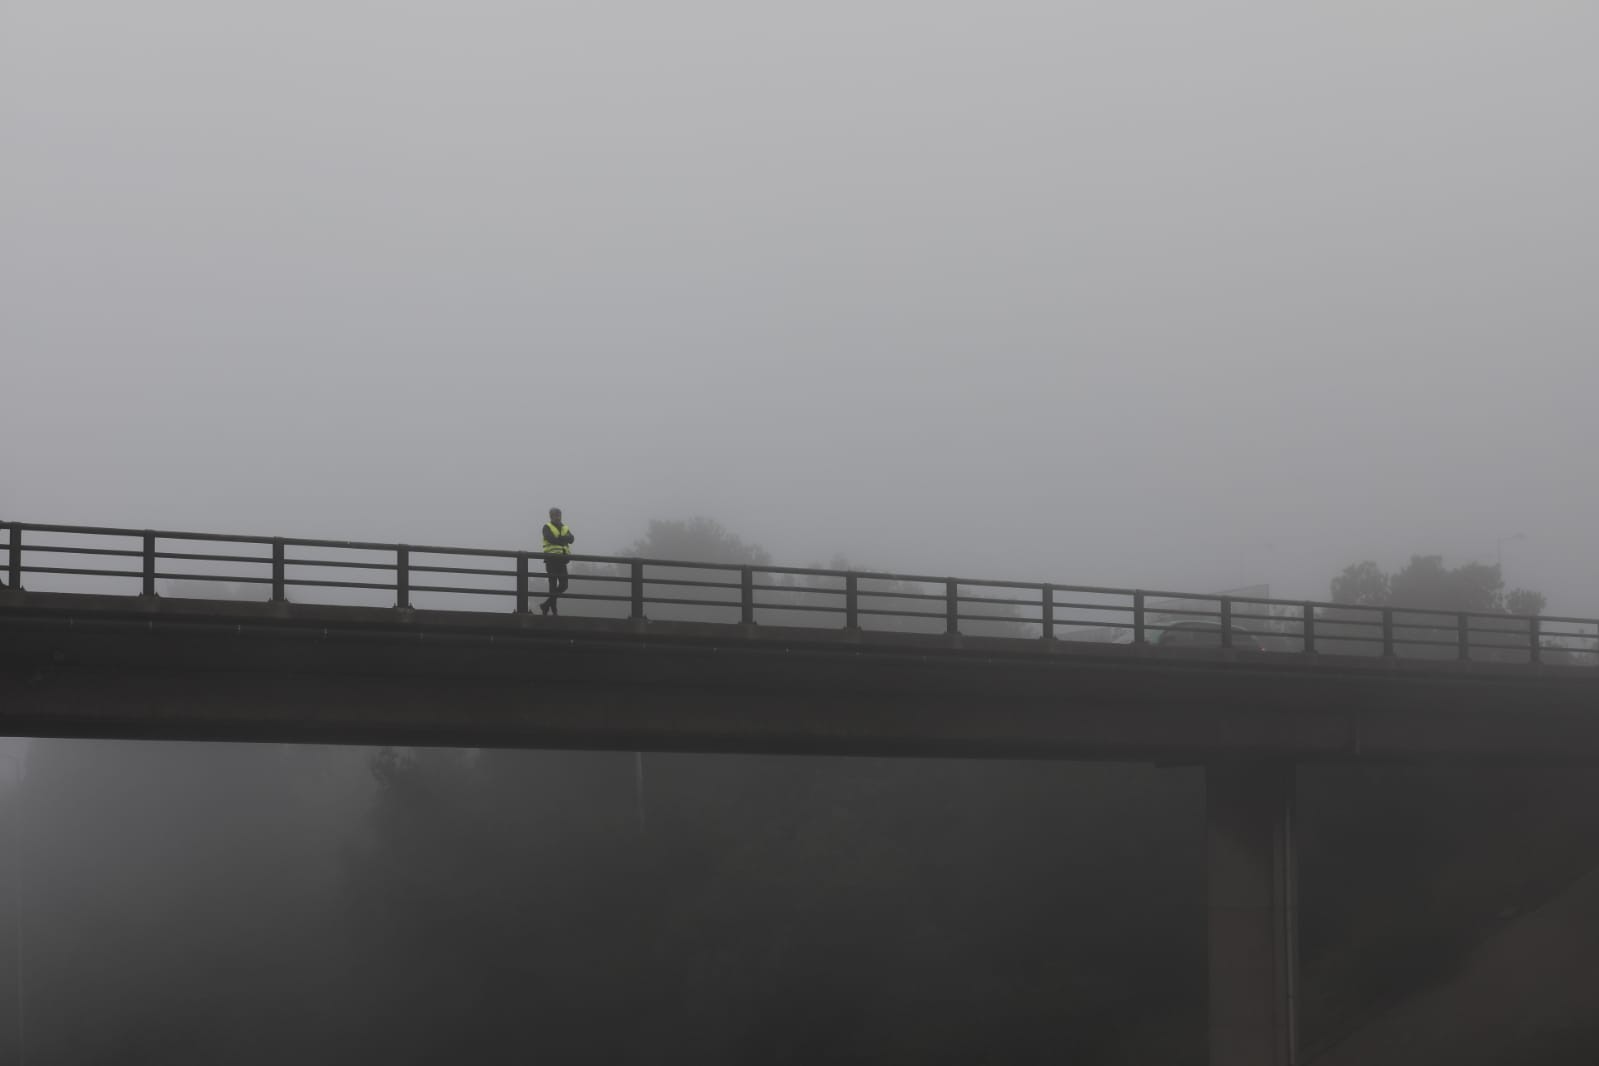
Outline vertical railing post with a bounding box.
[1302,603,1315,653]
[1134,590,1146,645]
[945,579,959,635]
[515,552,530,614]
[271,539,286,603]
[142,530,157,597]
[1220,598,1233,649]
[1041,583,1054,640]
[845,572,858,631]
[1458,613,1470,660]
[395,545,410,609]
[1530,615,1542,664]
[6,523,21,590]
[630,560,645,620]
[1381,608,1395,657]
[741,567,755,625]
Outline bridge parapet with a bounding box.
[5,520,1595,668]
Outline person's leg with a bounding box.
[541,560,559,613]
[550,559,569,614]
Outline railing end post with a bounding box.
[5,522,22,591]
[142,529,158,597]
[515,551,530,614]
[270,538,287,603]
[395,544,410,610]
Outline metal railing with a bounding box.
[3,521,1596,666]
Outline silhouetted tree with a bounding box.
[625,517,772,566]
[1323,555,1550,662]
[1331,560,1391,607]
[1332,554,1543,617]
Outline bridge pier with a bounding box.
[1207,762,1297,1066]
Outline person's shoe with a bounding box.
[539,602,551,616]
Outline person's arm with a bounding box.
[562,529,575,546]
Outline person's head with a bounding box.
[549,507,563,526]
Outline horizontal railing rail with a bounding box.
[3,520,1596,666]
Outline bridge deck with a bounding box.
[4,587,1599,762]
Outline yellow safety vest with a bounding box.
[542,523,572,555]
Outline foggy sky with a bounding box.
[4,2,1597,609]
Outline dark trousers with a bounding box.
[543,557,570,610]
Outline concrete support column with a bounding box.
[1207,762,1297,1066]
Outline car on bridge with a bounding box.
[1107,619,1272,650]
[1154,619,1268,651]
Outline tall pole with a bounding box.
[0,753,20,1066]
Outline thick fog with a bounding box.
[5,1,1597,608]
[6,7,1599,1061]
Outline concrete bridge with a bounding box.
[5,520,1599,1066]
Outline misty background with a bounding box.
[5,1,1597,603]
[5,1,1599,1063]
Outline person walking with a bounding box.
[539,507,574,615]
